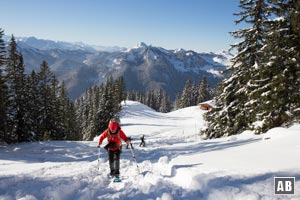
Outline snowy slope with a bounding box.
[0,101,300,200]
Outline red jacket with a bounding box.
[98,129,128,151]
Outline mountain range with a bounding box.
[4,36,233,100]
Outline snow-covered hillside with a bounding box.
[0,101,299,200]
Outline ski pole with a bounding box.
[97,146,101,171]
[129,146,140,174]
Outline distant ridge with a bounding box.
[5,36,233,100]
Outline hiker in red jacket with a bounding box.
[97,121,130,178]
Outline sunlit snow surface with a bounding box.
[0,101,299,200]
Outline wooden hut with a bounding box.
[199,100,215,111]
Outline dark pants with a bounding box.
[140,140,145,147]
[108,149,121,176]
[126,143,134,149]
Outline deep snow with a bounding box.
[0,101,299,200]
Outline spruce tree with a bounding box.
[0,70,7,143]
[57,81,79,140]
[0,28,8,143]
[202,0,269,138]
[5,35,18,142]
[203,0,300,138]
[5,35,29,142]
[0,28,5,65]
[251,0,300,132]
[180,79,193,108]
[77,76,126,140]
[95,78,119,138]
[37,60,55,139]
[27,70,41,140]
[145,90,155,109]
[114,77,126,104]
[174,92,181,110]
[159,91,171,113]
[49,76,65,139]
[198,77,210,103]
[14,55,29,142]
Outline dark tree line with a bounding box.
[127,77,211,112]
[75,76,126,140]
[175,77,212,109]
[202,0,300,138]
[0,31,79,144]
[127,89,171,113]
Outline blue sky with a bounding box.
[1,0,241,53]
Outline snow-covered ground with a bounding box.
[0,101,299,200]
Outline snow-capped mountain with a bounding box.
[6,36,233,100]
[4,35,126,52]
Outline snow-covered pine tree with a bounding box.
[202,0,269,138]
[77,76,125,140]
[159,91,171,113]
[250,0,300,133]
[289,0,300,122]
[191,82,199,106]
[74,94,87,141]
[0,33,77,142]
[145,89,156,110]
[155,89,163,111]
[95,78,120,139]
[80,87,96,140]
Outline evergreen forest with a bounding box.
[202,0,300,138]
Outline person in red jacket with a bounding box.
[97,120,130,178]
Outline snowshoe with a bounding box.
[113,177,122,182]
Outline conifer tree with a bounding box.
[198,77,210,103]
[37,60,55,139]
[114,77,126,104]
[0,28,7,143]
[80,87,96,140]
[159,91,171,113]
[174,92,181,110]
[0,71,7,143]
[203,0,300,138]
[202,0,269,138]
[145,90,156,109]
[251,0,300,132]
[0,32,78,142]
[58,81,79,140]
[180,79,193,108]
[5,35,29,142]
[14,55,29,142]
[0,29,5,66]
[27,70,41,140]
[50,76,65,139]
[77,76,126,140]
